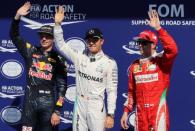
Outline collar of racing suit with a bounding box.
[139,51,164,64]
[139,51,158,63]
[39,47,55,56]
[88,50,104,62]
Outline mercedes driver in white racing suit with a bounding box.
[54,6,118,131]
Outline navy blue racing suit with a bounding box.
[10,19,67,131]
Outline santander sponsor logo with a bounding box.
[135,73,158,83]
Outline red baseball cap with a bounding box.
[133,30,158,44]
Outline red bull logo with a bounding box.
[29,68,53,80]
[33,62,52,72]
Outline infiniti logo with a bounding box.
[190,71,195,77]
[122,45,141,55]
[190,119,195,128]
[190,120,195,125]
[122,93,128,98]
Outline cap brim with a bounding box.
[38,31,53,36]
[133,37,153,43]
[85,35,102,39]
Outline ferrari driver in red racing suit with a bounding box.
[121,10,178,131]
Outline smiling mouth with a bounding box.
[42,42,48,45]
[41,40,49,44]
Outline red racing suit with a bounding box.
[124,28,178,131]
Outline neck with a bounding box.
[90,50,102,55]
[142,50,156,58]
[42,46,52,53]
[142,51,157,59]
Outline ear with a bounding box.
[100,39,104,45]
[151,43,156,49]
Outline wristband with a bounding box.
[54,110,61,116]
[107,113,114,118]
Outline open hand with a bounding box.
[146,10,161,30]
[15,2,31,20]
[55,6,65,25]
[51,112,60,126]
[105,116,114,128]
[120,112,129,130]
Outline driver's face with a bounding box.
[86,37,104,54]
[139,41,156,57]
[39,33,54,49]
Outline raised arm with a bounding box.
[54,6,82,64]
[10,2,33,59]
[147,10,178,71]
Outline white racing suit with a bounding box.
[54,25,118,131]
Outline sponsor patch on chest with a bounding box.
[134,73,158,83]
[147,63,157,71]
[133,65,142,73]
[78,70,103,83]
